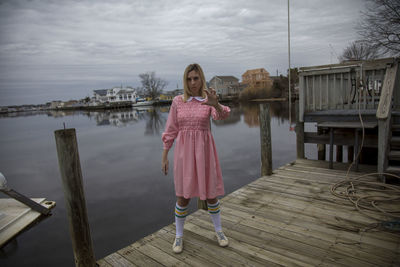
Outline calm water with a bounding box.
[0,102,314,266]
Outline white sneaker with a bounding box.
[172,237,183,253]
[216,231,229,247]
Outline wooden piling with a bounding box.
[295,100,305,159]
[259,104,272,176]
[317,127,326,160]
[54,128,96,267]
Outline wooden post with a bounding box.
[336,145,343,162]
[317,127,326,160]
[348,146,354,162]
[54,128,96,267]
[377,119,389,182]
[259,104,272,176]
[295,100,305,159]
[329,128,334,169]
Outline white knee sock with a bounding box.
[175,203,188,237]
[207,201,222,232]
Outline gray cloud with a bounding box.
[0,0,366,105]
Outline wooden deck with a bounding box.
[98,159,400,266]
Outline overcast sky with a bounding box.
[0,0,366,105]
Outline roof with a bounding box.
[93,89,108,96]
[116,89,135,94]
[242,68,270,76]
[211,76,239,82]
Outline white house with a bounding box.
[209,76,240,97]
[93,86,137,103]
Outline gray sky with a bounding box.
[0,0,366,105]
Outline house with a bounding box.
[93,86,137,103]
[93,89,108,102]
[209,76,240,97]
[50,101,62,109]
[242,68,273,89]
[159,91,175,101]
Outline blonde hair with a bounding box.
[183,63,207,102]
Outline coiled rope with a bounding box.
[329,71,400,232]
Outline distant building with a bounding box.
[159,90,177,101]
[242,68,273,89]
[93,86,137,103]
[209,76,240,96]
[50,101,62,109]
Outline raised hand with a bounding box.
[202,87,219,107]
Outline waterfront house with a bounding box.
[93,86,137,103]
[209,76,240,97]
[50,100,62,109]
[242,68,273,89]
[158,90,175,101]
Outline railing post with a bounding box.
[259,104,272,176]
[377,62,398,182]
[54,128,96,267]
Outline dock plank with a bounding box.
[97,159,400,266]
[0,198,55,247]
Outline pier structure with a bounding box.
[296,57,400,180]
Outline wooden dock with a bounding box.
[97,159,400,266]
[0,198,55,247]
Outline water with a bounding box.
[0,102,312,266]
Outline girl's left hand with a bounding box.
[202,87,219,107]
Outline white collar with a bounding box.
[187,96,206,102]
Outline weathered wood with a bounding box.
[295,100,305,158]
[377,119,390,182]
[317,142,326,160]
[259,104,272,175]
[98,159,400,267]
[377,62,398,119]
[0,198,55,247]
[54,128,96,267]
[299,75,305,122]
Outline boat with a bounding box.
[132,100,154,107]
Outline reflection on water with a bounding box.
[1,101,296,132]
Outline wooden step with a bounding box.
[389,151,400,161]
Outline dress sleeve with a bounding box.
[211,104,231,120]
[162,97,179,150]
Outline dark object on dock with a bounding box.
[55,128,96,267]
[0,172,55,248]
[0,172,51,215]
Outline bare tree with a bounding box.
[358,0,400,56]
[139,72,167,99]
[339,41,379,62]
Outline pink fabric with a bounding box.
[162,95,230,200]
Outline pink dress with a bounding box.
[162,95,231,200]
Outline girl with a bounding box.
[162,63,231,253]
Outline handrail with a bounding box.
[376,62,398,119]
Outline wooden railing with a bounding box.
[298,58,396,122]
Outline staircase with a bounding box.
[387,113,400,176]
